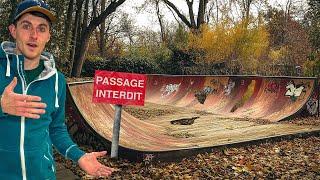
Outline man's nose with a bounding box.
[29,28,38,39]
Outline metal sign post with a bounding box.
[111,104,122,159]
[93,70,147,159]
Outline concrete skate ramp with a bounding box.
[67,75,320,161]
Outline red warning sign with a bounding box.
[93,70,147,106]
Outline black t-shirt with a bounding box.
[25,60,44,84]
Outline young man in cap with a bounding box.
[0,0,114,179]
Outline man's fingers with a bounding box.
[100,167,114,174]
[4,77,17,93]
[94,151,107,158]
[95,166,113,177]
[16,101,47,109]
[27,102,47,109]
[14,94,42,102]
[16,107,46,116]
[15,109,41,119]
[97,171,112,177]
[18,112,41,119]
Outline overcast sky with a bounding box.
[120,0,308,31]
[120,0,189,31]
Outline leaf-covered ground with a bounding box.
[55,133,320,179]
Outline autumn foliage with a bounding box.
[180,20,269,74]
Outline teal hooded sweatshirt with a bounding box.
[0,41,85,179]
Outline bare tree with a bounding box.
[162,0,209,30]
[233,0,254,27]
[71,0,126,77]
[135,0,168,43]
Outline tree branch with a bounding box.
[162,0,192,28]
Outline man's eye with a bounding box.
[39,27,47,32]
[22,24,31,30]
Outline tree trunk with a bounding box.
[155,0,166,43]
[211,0,219,23]
[71,0,126,77]
[71,29,91,77]
[69,0,84,76]
[186,0,196,28]
[99,0,106,56]
[64,0,74,45]
[197,0,208,28]
[241,0,253,28]
[83,0,89,30]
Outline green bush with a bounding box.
[82,45,226,76]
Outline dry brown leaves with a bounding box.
[55,135,320,179]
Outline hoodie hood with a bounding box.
[1,41,60,108]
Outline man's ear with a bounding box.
[8,24,17,39]
[47,33,51,43]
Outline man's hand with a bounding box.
[1,77,46,118]
[78,151,114,177]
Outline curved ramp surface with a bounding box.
[145,75,316,121]
[67,75,320,161]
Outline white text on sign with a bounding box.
[93,71,147,106]
[95,76,145,88]
[95,90,143,100]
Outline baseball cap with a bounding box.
[13,0,56,23]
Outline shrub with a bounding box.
[82,56,162,77]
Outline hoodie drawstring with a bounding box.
[5,54,10,77]
[50,53,59,108]
[55,72,59,108]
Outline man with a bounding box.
[0,0,113,179]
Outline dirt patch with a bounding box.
[165,131,196,138]
[233,117,275,125]
[123,103,177,120]
[170,117,199,125]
